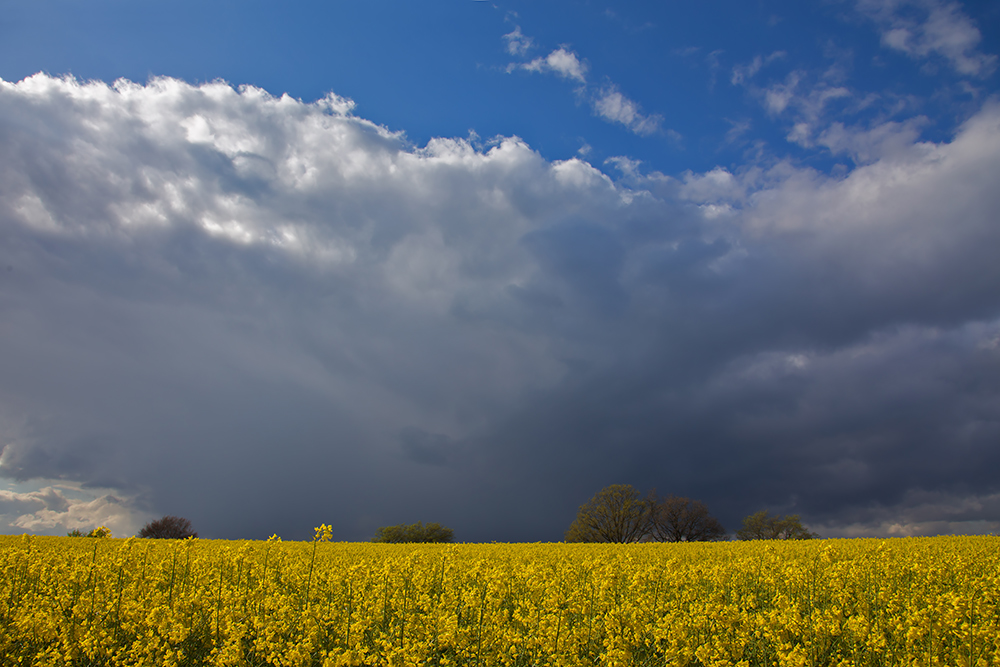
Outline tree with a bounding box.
[648,494,727,542]
[372,521,453,543]
[735,510,819,540]
[565,484,651,543]
[139,515,198,539]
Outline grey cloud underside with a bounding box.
[1,75,998,540]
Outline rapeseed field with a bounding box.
[1,533,996,666]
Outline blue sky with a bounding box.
[1,0,999,541]
[6,0,995,174]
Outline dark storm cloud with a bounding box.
[0,74,998,540]
[399,429,455,467]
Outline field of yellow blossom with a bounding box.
[1,533,997,666]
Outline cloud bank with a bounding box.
[1,73,999,540]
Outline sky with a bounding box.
[1,0,998,542]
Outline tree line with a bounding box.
[67,516,454,543]
[69,487,816,542]
[565,484,818,542]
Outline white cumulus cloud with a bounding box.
[502,26,534,56]
[520,47,588,83]
[592,85,664,136]
[856,0,997,76]
[504,32,672,138]
[0,484,144,536]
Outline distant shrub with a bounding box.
[373,521,453,543]
[69,526,113,538]
[736,510,819,540]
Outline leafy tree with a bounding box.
[648,493,727,542]
[67,529,84,537]
[139,515,197,539]
[372,521,453,543]
[565,484,651,543]
[735,510,819,540]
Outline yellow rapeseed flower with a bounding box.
[0,535,998,666]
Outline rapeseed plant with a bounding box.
[0,533,997,666]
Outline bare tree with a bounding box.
[138,515,198,539]
[648,493,727,542]
[565,484,651,543]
